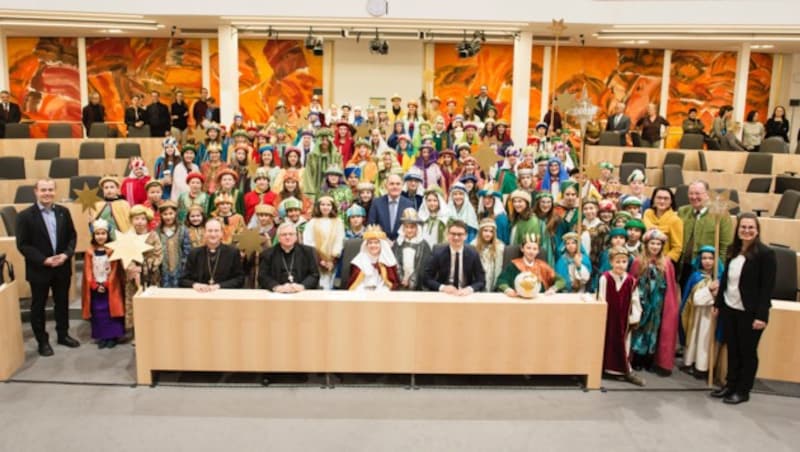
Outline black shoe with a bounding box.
[57,335,80,348]
[38,342,54,357]
[97,341,107,349]
[654,366,672,377]
[710,386,734,398]
[106,339,117,349]
[693,370,709,381]
[723,392,750,405]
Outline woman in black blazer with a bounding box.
[711,213,776,404]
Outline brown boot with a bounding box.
[625,372,646,387]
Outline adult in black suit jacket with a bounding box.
[124,94,148,134]
[146,91,171,138]
[0,90,22,138]
[711,213,776,404]
[473,85,495,122]
[179,219,244,290]
[81,92,105,136]
[367,173,415,241]
[422,220,486,295]
[15,179,79,356]
[606,103,631,145]
[258,223,320,291]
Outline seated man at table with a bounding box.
[258,222,320,292]
[179,218,244,291]
[422,219,485,296]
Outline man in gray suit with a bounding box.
[606,103,631,146]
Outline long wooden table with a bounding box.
[0,282,24,381]
[757,300,800,384]
[0,137,164,164]
[134,289,608,389]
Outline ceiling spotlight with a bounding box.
[312,38,324,56]
[369,29,389,55]
[305,27,316,50]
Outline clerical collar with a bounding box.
[207,243,220,253]
[280,245,295,254]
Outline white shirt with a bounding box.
[724,255,746,311]
[440,246,465,291]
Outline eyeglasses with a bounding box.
[448,232,466,237]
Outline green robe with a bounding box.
[511,216,558,267]
[302,148,343,197]
[495,259,565,293]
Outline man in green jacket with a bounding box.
[677,180,733,286]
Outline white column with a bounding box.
[217,25,239,123]
[540,46,552,124]
[78,38,88,107]
[787,53,800,153]
[0,29,8,91]
[659,50,672,118]
[732,42,751,127]
[322,40,334,105]
[201,38,211,91]
[511,31,532,146]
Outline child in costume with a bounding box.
[555,232,592,293]
[200,143,228,194]
[345,204,367,239]
[598,247,645,386]
[94,175,131,240]
[184,204,206,248]
[624,218,646,255]
[209,168,245,216]
[393,208,432,291]
[142,180,164,230]
[497,233,565,297]
[177,172,209,223]
[630,228,680,376]
[82,219,125,349]
[211,193,245,245]
[477,188,510,245]
[157,201,191,288]
[447,182,479,243]
[472,218,505,292]
[303,195,345,290]
[121,157,150,206]
[680,245,721,379]
[418,185,451,248]
[320,164,353,223]
[123,205,162,335]
[154,137,181,200]
[244,167,277,225]
[346,225,400,291]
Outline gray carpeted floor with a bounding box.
[4,319,800,451]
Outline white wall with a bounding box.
[331,39,423,110]
[787,53,800,152]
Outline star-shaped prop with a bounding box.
[235,228,264,257]
[554,92,578,114]
[72,183,101,213]
[272,110,289,126]
[464,95,478,111]
[354,123,371,139]
[549,18,567,37]
[706,190,738,217]
[107,229,154,269]
[247,159,261,179]
[475,141,499,174]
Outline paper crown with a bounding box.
[478,217,497,230]
[607,246,630,260]
[346,204,366,218]
[255,203,277,216]
[92,218,109,232]
[98,175,120,188]
[363,224,387,241]
[643,228,668,244]
[214,193,234,206]
[561,232,579,243]
[129,157,145,169]
[185,172,205,184]
[158,200,178,212]
[129,204,154,221]
[400,207,423,224]
[280,197,302,211]
[509,189,532,204]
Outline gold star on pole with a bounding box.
[706,190,738,218]
[464,95,478,111]
[247,159,261,179]
[354,123,371,139]
[72,183,101,213]
[475,141,498,174]
[235,228,264,257]
[555,92,578,114]
[106,229,154,269]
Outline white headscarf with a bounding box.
[447,183,479,231]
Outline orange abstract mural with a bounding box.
[6,37,81,138]
[746,52,773,122]
[86,37,203,126]
[434,43,514,121]
[668,50,736,129]
[550,47,664,129]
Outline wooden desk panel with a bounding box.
[757,301,800,383]
[134,289,607,388]
[0,282,24,381]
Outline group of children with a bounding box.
[77,106,720,389]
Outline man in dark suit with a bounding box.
[81,92,105,136]
[146,90,171,138]
[0,89,22,138]
[606,102,631,146]
[422,220,486,295]
[179,218,244,290]
[259,223,320,292]
[367,173,415,242]
[124,94,147,135]
[473,85,495,122]
[16,179,79,356]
